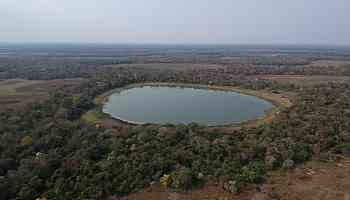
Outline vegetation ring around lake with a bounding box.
[94,83,292,127]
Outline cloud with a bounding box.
[0,0,349,44]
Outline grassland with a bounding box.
[257,75,350,86]
[81,110,105,125]
[106,63,225,71]
[0,78,84,110]
[0,79,40,96]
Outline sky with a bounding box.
[0,0,349,45]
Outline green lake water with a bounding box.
[103,86,274,126]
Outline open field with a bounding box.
[308,60,350,67]
[0,78,84,110]
[0,79,42,96]
[106,63,226,71]
[263,158,350,200]
[257,75,350,86]
[81,110,104,125]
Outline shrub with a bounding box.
[170,167,194,190]
[293,149,311,163]
[21,136,33,146]
[160,174,170,187]
[225,161,266,193]
[333,143,350,156]
[242,161,266,183]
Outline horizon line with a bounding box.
[1,41,350,47]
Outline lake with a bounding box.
[102,85,274,126]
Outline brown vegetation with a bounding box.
[119,158,350,200]
[2,45,350,200]
[0,78,84,110]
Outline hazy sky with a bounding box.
[0,0,349,45]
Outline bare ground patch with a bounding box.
[262,158,350,200]
[114,158,350,200]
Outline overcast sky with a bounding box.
[0,0,349,45]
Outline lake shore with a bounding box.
[94,82,293,127]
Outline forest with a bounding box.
[1,46,350,200]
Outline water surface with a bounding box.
[103,86,274,126]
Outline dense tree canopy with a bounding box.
[1,57,350,199]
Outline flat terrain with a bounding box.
[108,61,350,86]
[307,60,350,68]
[92,83,293,134]
[257,75,350,86]
[0,78,84,110]
[107,63,226,71]
[2,44,350,200]
[264,158,350,200]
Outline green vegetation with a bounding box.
[1,73,349,199]
[1,52,350,199]
[20,136,33,146]
[81,111,104,125]
[333,143,350,155]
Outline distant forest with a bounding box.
[1,45,350,199]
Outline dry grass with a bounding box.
[81,111,104,125]
[257,75,350,86]
[264,158,350,200]
[0,79,42,97]
[107,63,225,71]
[0,87,16,96]
[0,78,84,110]
[308,60,350,67]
